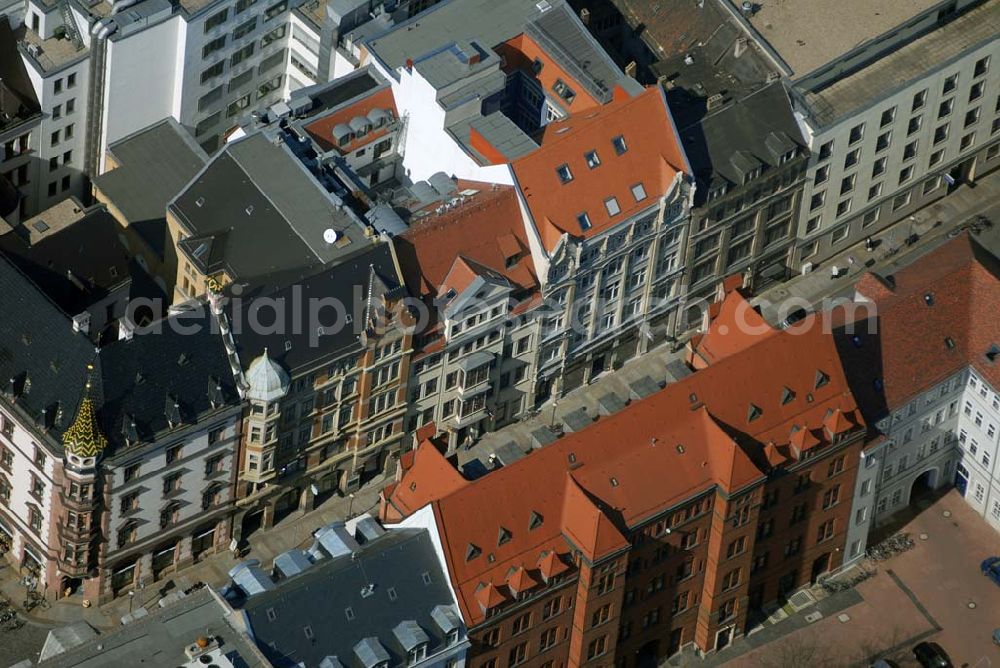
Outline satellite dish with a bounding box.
[323,229,339,244]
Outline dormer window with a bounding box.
[576,212,592,231]
[815,370,830,388]
[553,79,576,103]
[585,150,601,168]
[747,403,762,422]
[497,526,512,546]
[529,511,543,529]
[465,543,482,561]
[532,58,543,74]
[781,387,795,405]
[604,197,620,217]
[556,163,573,184]
[612,135,627,155]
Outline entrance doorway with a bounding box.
[715,625,733,651]
[810,552,831,583]
[954,463,969,496]
[240,509,264,540]
[910,468,938,505]
[637,639,660,668]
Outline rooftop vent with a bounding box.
[945,337,956,350]
[924,293,934,306]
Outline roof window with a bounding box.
[497,526,512,546]
[556,163,573,184]
[531,58,543,74]
[612,135,627,155]
[585,150,601,168]
[465,543,482,561]
[923,293,934,306]
[529,511,543,530]
[553,79,576,103]
[604,197,620,217]
[781,387,795,405]
[631,183,647,202]
[576,212,592,231]
[747,403,762,422]
[987,344,1000,362]
[814,370,829,388]
[944,337,956,350]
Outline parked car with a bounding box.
[981,556,1000,586]
[912,641,952,668]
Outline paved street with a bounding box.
[712,490,1000,668]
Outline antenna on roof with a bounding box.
[323,228,339,244]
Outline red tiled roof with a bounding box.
[853,233,1000,409]
[399,185,538,299]
[505,565,541,595]
[385,440,468,519]
[689,289,776,368]
[496,34,604,114]
[303,87,398,153]
[512,87,688,252]
[388,292,861,624]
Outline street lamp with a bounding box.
[347,492,356,518]
[549,400,559,430]
[128,590,135,613]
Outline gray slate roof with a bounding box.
[243,529,463,668]
[169,130,370,286]
[97,305,241,453]
[92,118,207,259]
[678,81,805,202]
[228,241,402,375]
[0,254,97,443]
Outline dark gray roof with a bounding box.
[0,206,155,317]
[97,305,240,453]
[229,242,401,375]
[290,67,385,120]
[169,131,370,286]
[92,118,207,259]
[0,254,96,444]
[38,588,268,668]
[243,529,462,668]
[677,81,805,202]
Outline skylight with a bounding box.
[585,150,601,168]
[612,135,627,155]
[604,197,621,217]
[556,163,573,184]
[631,183,647,202]
[577,212,592,231]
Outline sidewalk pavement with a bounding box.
[754,170,1000,322]
[0,476,386,631]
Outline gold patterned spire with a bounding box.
[62,364,107,458]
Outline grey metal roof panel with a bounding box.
[232,563,277,597]
[392,620,429,652]
[316,522,360,558]
[446,112,538,165]
[39,622,99,661]
[493,440,527,466]
[274,549,314,578]
[320,657,346,668]
[355,637,391,667]
[430,605,461,635]
[243,530,459,668]
[562,407,593,432]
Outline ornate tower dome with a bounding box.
[245,348,290,403]
[63,367,107,459]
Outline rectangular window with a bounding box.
[201,61,225,84]
[203,36,227,58]
[233,17,257,40]
[230,42,256,68]
[265,0,287,19]
[204,8,228,32]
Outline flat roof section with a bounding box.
[738,0,942,77]
[801,0,1000,127]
